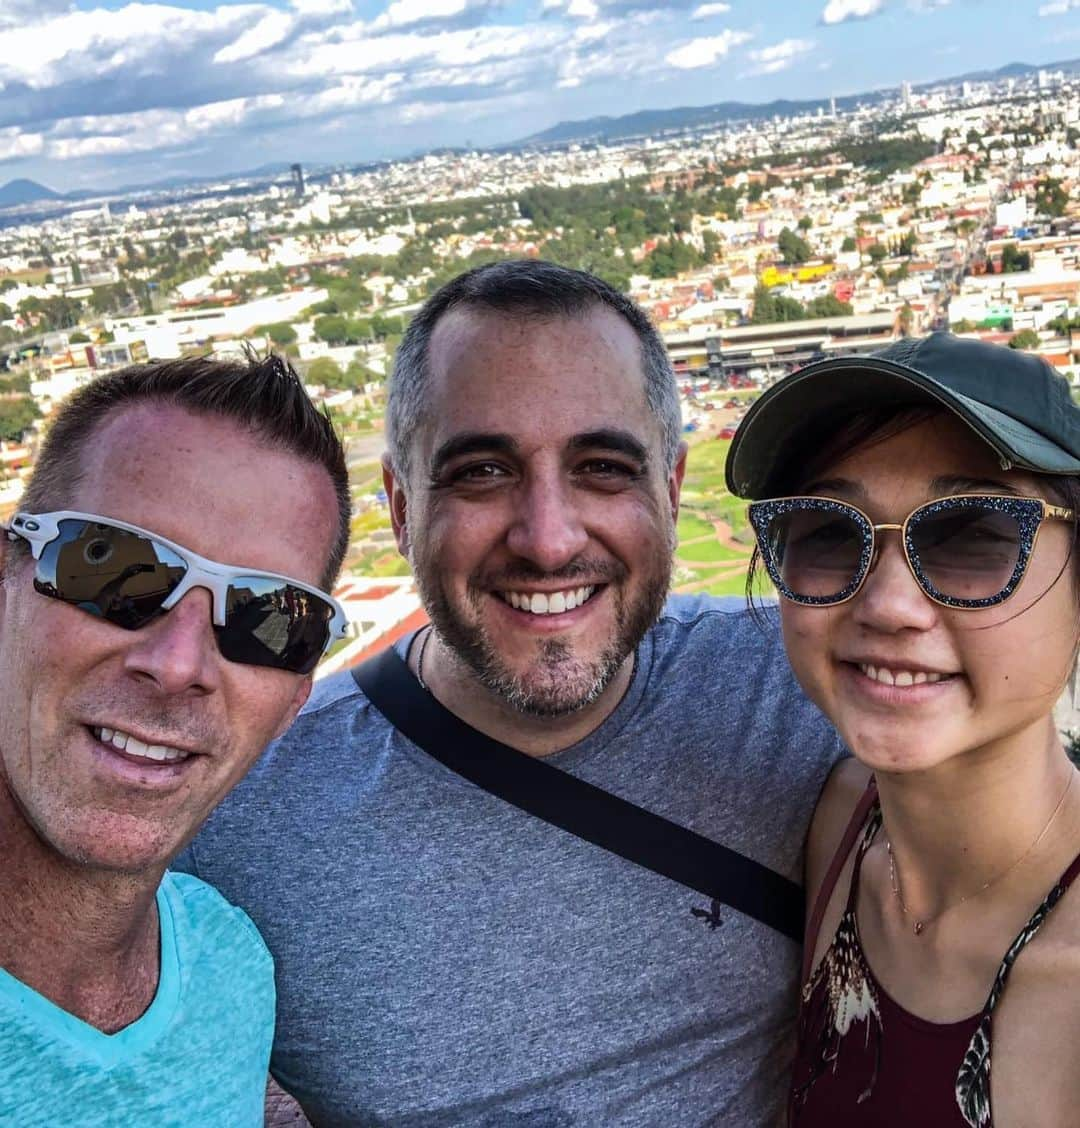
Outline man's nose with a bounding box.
[121,587,222,695]
[505,475,590,572]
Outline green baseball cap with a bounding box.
[725,332,1080,499]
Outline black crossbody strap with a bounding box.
[352,645,803,942]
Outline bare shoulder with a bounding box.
[805,757,872,906]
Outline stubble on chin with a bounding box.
[411,546,673,718]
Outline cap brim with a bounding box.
[725,355,1080,499]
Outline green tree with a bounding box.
[867,243,888,263]
[1034,178,1069,219]
[0,397,40,441]
[1008,328,1041,350]
[751,283,805,324]
[69,331,90,344]
[253,322,297,346]
[313,315,351,346]
[702,230,721,264]
[306,357,345,387]
[805,295,854,318]
[1001,243,1031,273]
[797,216,812,231]
[840,235,857,253]
[777,227,812,265]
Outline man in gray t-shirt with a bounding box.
[178,261,843,1126]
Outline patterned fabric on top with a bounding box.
[791,800,1080,1128]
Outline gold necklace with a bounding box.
[887,769,1076,936]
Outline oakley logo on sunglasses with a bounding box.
[748,494,1075,610]
[7,511,349,674]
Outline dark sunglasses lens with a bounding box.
[765,506,866,600]
[35,520,186,628]
[218,578,333,673]
[909,504,1022,602]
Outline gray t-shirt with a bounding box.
[175,595,843,1127]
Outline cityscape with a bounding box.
[0,53,1079,726]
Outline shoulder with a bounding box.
[298,666,368,718]
[805,758,872,905]
[160,870,272,970]
[654,593,783,656]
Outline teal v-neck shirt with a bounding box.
[0,871,274,1126]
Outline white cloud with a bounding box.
[745,37,814,75]
[0,5,257,89]
[289,0,354,14]
[1039,0,1080,13]
[665,28,752,69]
[820,0,886,24]
[690,2,730,18]
[372,0,503,31]
[214,10,296,64]
[0,127,44,161]
[0,0,72,29]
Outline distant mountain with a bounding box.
[0,179,61,207]
[947,57,1080,85]
[517,94,870,148]
[515,57,1080,150]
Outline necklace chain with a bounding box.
[887,769,1076,937]
[414,625,432,692]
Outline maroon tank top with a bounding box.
[790,782,1080,1128]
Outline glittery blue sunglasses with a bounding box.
[748,494,1076,609]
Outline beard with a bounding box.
[411,548,674,718]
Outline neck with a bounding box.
[0,784,162,1031]
[876,717,1078,919]
[416,629,636,757]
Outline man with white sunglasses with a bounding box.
[0,354,349,1124]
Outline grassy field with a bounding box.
[672,435,758,597]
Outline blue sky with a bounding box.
[1,0,1078,192]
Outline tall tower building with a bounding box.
[290,163,305,198]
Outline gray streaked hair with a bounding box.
[386,259,681,485]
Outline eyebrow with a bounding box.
[567,429,650,467]
[929,475,1023,496]
[430,432,518,476]
[429,428,651,477]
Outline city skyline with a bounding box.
[3,0,1080,191]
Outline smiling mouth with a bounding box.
[857,663,955,687]
[499,585,598,616]
[91,726,193,764]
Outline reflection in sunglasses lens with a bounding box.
[220,578,332,673]
[37,521,186,629]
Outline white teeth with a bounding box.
[859,664,948,687]
[94,726,189,763]
[503,586,596,616]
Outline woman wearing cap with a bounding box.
[725,332,1080,1127]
